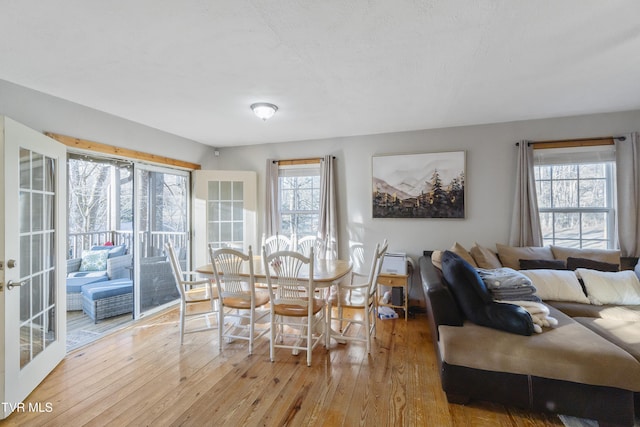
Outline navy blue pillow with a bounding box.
[441,250,534,336]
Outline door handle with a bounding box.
[7,280,24,290]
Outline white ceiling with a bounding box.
[1,1,639,147]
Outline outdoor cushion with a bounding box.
[66,275,109,293]
[91,244,127,258]
[67,270,109,279]
[81,279,133,301]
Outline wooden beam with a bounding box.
[530,136,615,150]
[45,132,201,170]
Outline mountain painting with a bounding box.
[372,151,465,219]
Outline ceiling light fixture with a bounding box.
[250,102,278,121]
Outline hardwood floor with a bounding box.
[4,306,563,427]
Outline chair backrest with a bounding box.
[263,247,314,309]
[166,241,186,298]
[263,233,292,255]
[295,235,317,258]
[209,245,254,300]
[367,240,389,298]
[349,241,366,275]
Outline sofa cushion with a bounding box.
[551,246,621,266]
[496,244,554,270]
[519,259,566,270]
[79,249,109,272]
[546,301,640,322]
[441,251,534,336]
[438,305,640,392]
[574,317,640,363]
[470,243,502,269]
[449,242,477,267]
[577,268,640,305]
[520,269,590,304]
[566,257,619,272]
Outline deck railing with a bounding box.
[68,231,187,259]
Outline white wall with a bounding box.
[0,79,214,167]
[214,109,640,294]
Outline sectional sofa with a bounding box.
[421,243,640,426]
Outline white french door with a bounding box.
[192,170,257,268]
[1,117,66,419]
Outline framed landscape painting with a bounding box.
[372,151,465,219]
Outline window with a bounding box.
[534,146,616,249]
[278,163,321,236]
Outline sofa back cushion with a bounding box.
[551,246,620,266]
[496,244,555,270]
[441,251,534,336]
[520,269,590,303]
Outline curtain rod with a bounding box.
[272,156,335,165]
[515,135,626,148]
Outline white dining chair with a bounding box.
[262,247,326,366]
[209,245,270,355]
[328,240,388,353]
[166,241,218,345]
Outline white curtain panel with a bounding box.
[509,141,543,247]
[317,155,338,259]
[264,159,279,237]
[615,132,640,257]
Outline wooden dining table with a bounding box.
[196,257,353,347]
[195,257,353,287]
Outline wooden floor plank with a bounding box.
[3,307,566,427]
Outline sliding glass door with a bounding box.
[134,164,190,316]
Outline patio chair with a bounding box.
[209,245,270,355]
[166,241,219,344]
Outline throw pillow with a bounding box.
[520,269,590,303]
[470,243,503,269]
[449,242,478,267]
[519,259,566,270]
[441,251,534,336]
[566,257,619,272]
[576,268,640,305]
[79,250,109,272]
[496,244,554,270]
[550,246,620,266]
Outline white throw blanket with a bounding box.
[497,300,559,333]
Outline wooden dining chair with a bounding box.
[295,235,318,258]
[328,240,388,353]
[166,241,218,345]
[262,247,326,366]
[209,245,270,355]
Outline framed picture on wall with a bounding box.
[372,151,466,219]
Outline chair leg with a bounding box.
[270,313,276,363]
[248,308,255,355]
[218,303,224,350]
[179,304,185,345]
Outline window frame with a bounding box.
[277,162,321,237]
[533,146,616,249]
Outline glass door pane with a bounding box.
[135,166,189,314]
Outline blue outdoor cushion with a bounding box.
[66,275,109,293]
[91,244,127,258]
[81,279,133,301]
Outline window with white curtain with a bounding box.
[278,163,321,237]
[534,145,616,249]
